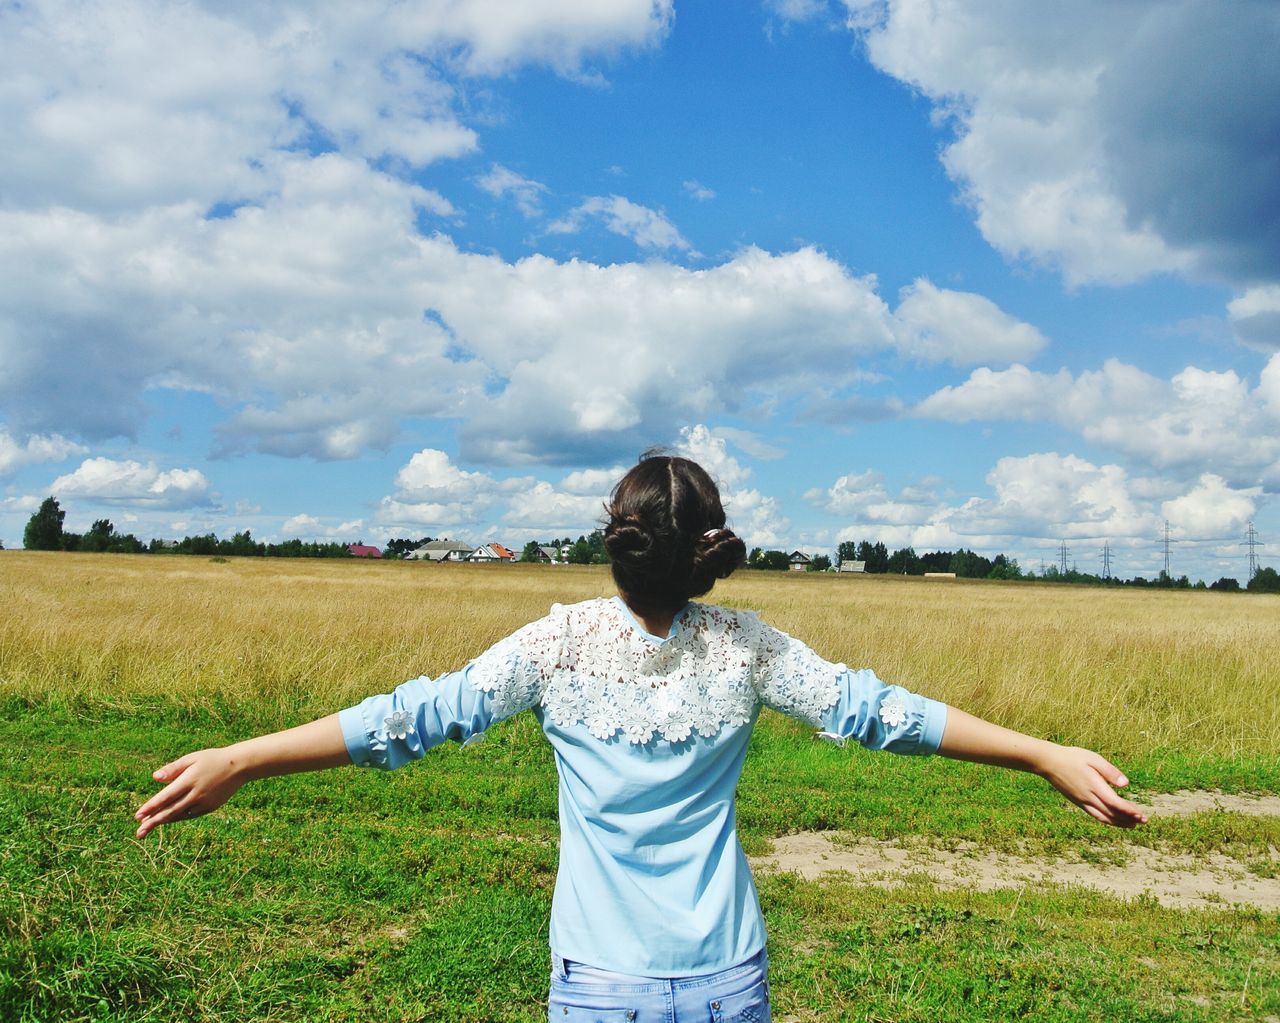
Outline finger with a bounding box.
[153,752,198,782]
[136,775,194,821]
[1087,753,1129,788]
[1094,784,1149,824]
[135,796,201,839]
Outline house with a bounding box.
[838,560,866,574]
[466,543,516,563]
[347,543,382,559]
[407,538,474,562]
[788,550,811,572]
[534,545,562,563]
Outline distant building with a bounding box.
[924,572,957,580]
[535,545,563,563]
[407,539,474,562]
[348,544,382,559]
[788,550,811,572]
[466,543,516,563]
[838,560,866,574]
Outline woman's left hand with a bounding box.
[134,748,244,839]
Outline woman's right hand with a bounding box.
[134,749,244,839]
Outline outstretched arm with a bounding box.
[134,714,349,839]
[937,706,1148,828]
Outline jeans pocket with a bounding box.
[547,995,640,1022]
[708,977,770,1023]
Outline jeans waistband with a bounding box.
[551,947,767,989]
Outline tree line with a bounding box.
[18,496,1278,592]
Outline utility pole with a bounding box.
[1058,540,1069,576]
[1241,522,1260,581]
[1099,541,1112,580]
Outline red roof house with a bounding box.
[348,544,383,559]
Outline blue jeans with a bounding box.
[548,948,770,1022]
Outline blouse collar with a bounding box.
[610,595,692,644]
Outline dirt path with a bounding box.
[751,790,1280,911]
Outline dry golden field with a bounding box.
[2,550,1278,757]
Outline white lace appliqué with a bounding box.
[467,600,843,745]
[384,709,414,740]
[878,694,907,728]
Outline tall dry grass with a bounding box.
[2,551,1277,756]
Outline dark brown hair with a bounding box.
[604,451,746,614]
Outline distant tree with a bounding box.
[808,554,832,572]
[887,546,922,575]
[23,497,66,550]
[950,548,993,578]
[1247,566,1280,593]
[856,540,889,573]
[385,537,431,558]
[520,540,542,563]
[755,549,790,571]
[837,540,860,566]
[567,537,593,564]
[748,547,763,566]
[1209,577,1241,592]
[79,518,115,553]
[987,554,1023,581]
[919,550,952,574]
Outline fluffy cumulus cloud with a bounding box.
[0,1,671,213]
[280,513,364,540]
[844,0,1280,294]
[891,278,1047,366]
[50,458,212,509]
[916,355,1280,485]
[548,195,693,251]
[812,453,1261,574]
[0,429,86,478]
[1229,286,1280,350]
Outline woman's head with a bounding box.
[604,452,746,614]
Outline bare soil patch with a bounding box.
[1140,789,1280,816]
[753,831,1280,912]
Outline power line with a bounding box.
[1241,522,1260,580]
[1161,520,1174,578]
[1099,541,1112,579]
[1058,540,1069,576]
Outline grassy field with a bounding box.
[2,552,1278,1021]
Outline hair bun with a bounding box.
[604,517,655,565]
[693,527,746,582]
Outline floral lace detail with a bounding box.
[467,599,844,744]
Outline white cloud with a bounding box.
[50,458,212,509]
[1229,285,1280,350]
[815,452,1265,579]
[280,513,364,540]
[891,278,1047,366]
[916,355,1280,484]
[474,164,550,217]
[682,179,716,201]
[1161,475,1260,540]
[0,429,86,478]
[549,195,692,251]
[0,2,671,214]
[844,1,1280,294]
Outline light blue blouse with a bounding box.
[339,597,948,976]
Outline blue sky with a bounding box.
[2,1,1278,582]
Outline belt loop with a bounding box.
[551,953,568,980]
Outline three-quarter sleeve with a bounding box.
[339,607,563,770]
[750,616,947,756]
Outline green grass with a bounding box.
[2,701,1277,1022]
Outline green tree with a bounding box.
[23,497,65,550]
[1247,566,1280,593]
[987,554,1023,581]
[1209,577,1241,592]
[79,518,115,553]
[808,554,832,572]
[887,546,921,575]
[837,540,860,566]
[856,540,889,573]
[520,540,542,563]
